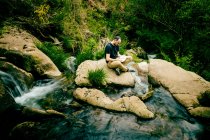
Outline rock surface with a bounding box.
[75,59,135,86]
[148,59,210,118]
[0,80,16,114]
[0,61,34,89]
[73,88,154,119]
[0,27,61,78]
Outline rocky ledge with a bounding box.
[149,59,210,119]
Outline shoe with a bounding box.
[127,68,135,72]
[115,68,121,75]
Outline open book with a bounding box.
[118,55,127,62]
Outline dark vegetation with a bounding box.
[0,0,209,80]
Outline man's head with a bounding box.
[112,36,121,46]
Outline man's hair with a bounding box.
[114,36,121,41]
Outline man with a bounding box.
[105,36,134,75]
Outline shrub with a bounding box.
[88,69,107,87]
[202,70,210,81]
[174,51,192,70]
[76,49,94,66]
[94,49,104,60]
[36,42,69,71]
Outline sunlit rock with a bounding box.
[173,94,200,108]
[138,61,149,74]
[189,107,210,119]
[148,59,210,118]
[75,59,135,87]
[0,27,61,78]
[73,88,154,119]
[22,107,67,119]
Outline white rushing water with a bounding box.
[65,56,76,73]
[15,78,64,109]
[127,62,149,96]
[0,70,27,98]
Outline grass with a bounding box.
[36,42,69,71]
[76,49,94,66]
[88,68,107,87]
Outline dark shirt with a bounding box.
[105,43,119,63]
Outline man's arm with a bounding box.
[106,53,119,62]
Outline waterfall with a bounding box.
[0,70,26,98]
[65,56,76,73]
[15,78,64,109]
[0,70,64,109]
[147,54,157,59]
[126,62,149,96]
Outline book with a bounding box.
[118,55,127,62]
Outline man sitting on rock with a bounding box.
[105,36,134,75]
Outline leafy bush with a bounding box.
[36,42,69,71]
[174,51,192,70]
[76,49,94,66]
[60,36,77,53]
[202,70,210,81]
[88,69,107,87]
[94,49,104,60]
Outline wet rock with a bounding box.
[133,47,147,59]
[73,88,154,119]
[9,121,40,139]
[75,59,135,87]
[138,90,154,101]
[22,107,67,119]
[0,80,16,114]
[69,101,83,108]
[125,49,143,63]
[0,61,34,89]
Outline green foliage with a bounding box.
[36,42,69,71]
[87,38,97,48]
[1,0,210,81]
[60,36,78,53]
[202,70,210,81]
[0,0,65,40]
[0,25,9,36]
[94,49,104,60]
[160,51,171,62]
[174,51,192,70]
[120,0,210,80]
[88,69,107,87]
[76,49,94,66]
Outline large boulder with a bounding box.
[148,59,210,118]
[0,27,61,78]
[75,59,135,87]
[73,88,154,119]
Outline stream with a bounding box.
[0,65,209,139]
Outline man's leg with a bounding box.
[107,61,128,72]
